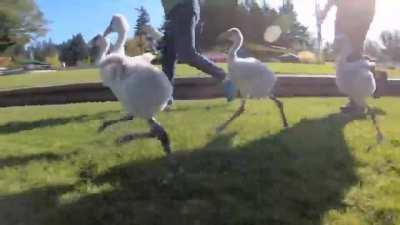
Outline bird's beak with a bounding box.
[103,26,112,37]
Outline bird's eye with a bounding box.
[110,19,115,26]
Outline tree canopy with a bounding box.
[134,6,150,37]
[59,34,89,66]
[0,0,47,53]
[199,0,311,51]
[380,30,400,62]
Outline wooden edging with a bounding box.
[0,73,398,108]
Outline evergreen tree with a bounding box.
[274,0,310,49]
[200,0,239,50]
[26,39,58,61]
[200,0,311,51]
[133,6,151,54]
[134,6,150,37]
[244,4,276,44]
[59,34,89,66]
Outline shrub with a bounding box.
[125,36,150,57]
[298,51,318,64]
[0,57,13,68]
[45,54,61,69]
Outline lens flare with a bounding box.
[264,25,282,43]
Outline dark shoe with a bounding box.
[223,79,236,102]
[340,101,365,114]
[167,96,174,106]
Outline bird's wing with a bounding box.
[99,54,126,68]
[99,54,130,82]
[130,53,156,64]
[231,57,274,79]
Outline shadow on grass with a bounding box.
[0,151,79,169]
[0,185,74,225]
[0,112,375,225]
[165,103,228,113]
[0,110,120,135]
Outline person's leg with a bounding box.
[167,1,236,101]
[336,3,374,62]
[335,17,358,112]
[335,11,375,112]
[161,20,177,83]
[171,3,226,81]
[346,18,373,62]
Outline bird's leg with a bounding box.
[148,118,172,156]
[367,106,384,145]
[117,127,179,173]
[216,99,246,134]
[115,118,172,156]
[116,132,155,145]
[270,96,289,128]
[98,115,134,132]
[148,118,180,172]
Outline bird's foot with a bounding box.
[340,101,365,114]
[167,97,174,106]
[166,154,183,174]
[115,134,136,145]
[97,123,109,133]
[215,125,225,135]
[160,155,184,186]
[116,132,154,145]
[164,106,172,112]
[98,116,134,133]
[115,133,150,145]
[376,132,384,144]
[283,122,289,129]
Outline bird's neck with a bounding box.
[228,37,243,61]
[115,29,128,55]
[96,44,110,65]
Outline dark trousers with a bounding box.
[161,1,226,83]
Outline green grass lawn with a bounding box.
[0,63,398,91]
[388,68,400,77]
[0,98,399,225]
[2,63,332,91]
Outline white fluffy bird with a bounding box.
[103,14,156,64]
[103,14,128,55]
[216,28,288,133]
[335,34,376,109]
[334,34,383,143]
[90,34,173,156]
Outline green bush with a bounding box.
[46,54,61,69]
[298,51,318,64]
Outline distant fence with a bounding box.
[0,72,398,108]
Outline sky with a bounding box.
[36,0,400,45]
[36,0,164,43]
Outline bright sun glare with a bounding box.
[266,0,400,44]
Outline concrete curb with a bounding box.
[0,74,397,108]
